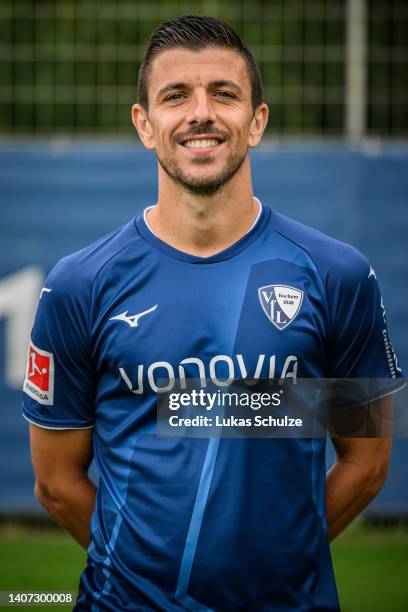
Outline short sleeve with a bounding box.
[22,257,96,429]
[326,250,403,385]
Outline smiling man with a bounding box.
[132,26,268,255]
[23,15,404,612]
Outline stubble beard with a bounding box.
[156,147,247,197]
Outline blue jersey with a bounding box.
[23,201,403,611]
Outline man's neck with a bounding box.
[146,162,260,258]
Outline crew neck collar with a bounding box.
[134,197,270,264]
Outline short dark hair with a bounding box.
[137,15,263,111]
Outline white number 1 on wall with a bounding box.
[0,267,44,389]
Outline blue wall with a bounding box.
[1,142,407,514]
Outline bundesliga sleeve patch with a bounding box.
[23,341,55,405]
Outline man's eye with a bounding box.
[166,93,185,101]
[215,91,234,98]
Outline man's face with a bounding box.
[134,47,267,196]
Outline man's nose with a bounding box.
[186,91,216,124]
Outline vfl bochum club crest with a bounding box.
[258,285,303,331]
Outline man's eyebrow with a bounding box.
[156,82,189,99]
[208,80,243,94]
[156,79,243,99]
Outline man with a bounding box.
[23,15,404,611]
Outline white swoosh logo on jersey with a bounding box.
[110,304,158,328]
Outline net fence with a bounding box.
[0,0,406,138]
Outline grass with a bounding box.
[0,522,407,610]
[0,525,85,611]
[331,522,408,612]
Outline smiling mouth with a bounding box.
[181,136,225,149]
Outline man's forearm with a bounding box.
[36,475,97,549]
[326,458,386,541]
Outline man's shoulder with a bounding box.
[270,209,370,282]
[45,218,142,297]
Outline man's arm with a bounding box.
[29,423,97,549]
[326,396,393,541]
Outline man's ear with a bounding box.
[248,102,269,148]
[131,104,155,150]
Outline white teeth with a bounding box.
[184,139,220,148]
